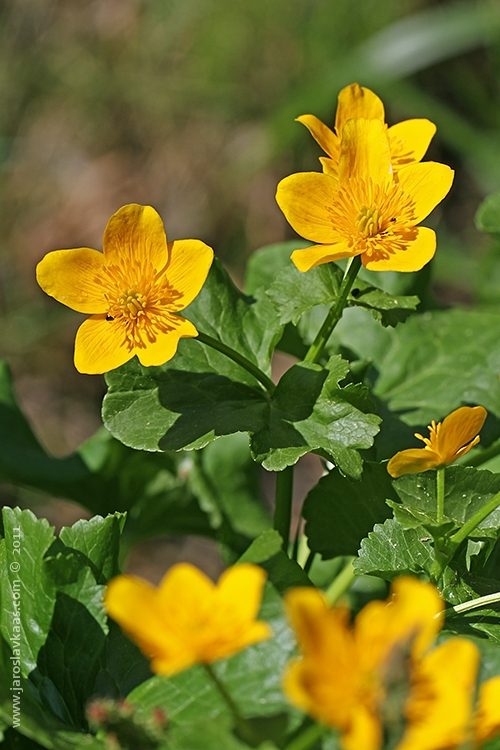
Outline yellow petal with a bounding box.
[276,172,340,244]
[363,226,436,273]
[105,575,178,659]
[164,239,214,310]
[135,314,198,367]
[291,241,358,272]
[284,587,332,656]
[438,405,487,464]
[36,248,108,314]
[296,114,340,161]
[103,204,168,271]
[338,118,392,187]
[356,577,444,670]
[388,119,436,169]
[396,161,454,224]
[158,563,215,621]
[342,706,382,750]
[217,563,268,621]
[387,446,441,478]
[397,638,479,750]
[335,83,384,134]
[475,676,500,745]
[74,315,135,374]
[319,156,338,176]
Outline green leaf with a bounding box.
[266,263,342,326]
[187,434,271,539]
[390,466,500,538]
[303,463,397,559]
[334,308,500,425]
[244,241,309,295]
[476,191,500,236]
[0,508,56,674]
[267,262,418,328]
[239,530,313,593]
[105,349,379,477]
[183,259,283,378]
[354,518,436,580]
[0,361,212,544]
[251,357,380,476]
[58,514,126,584]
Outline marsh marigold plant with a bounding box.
[297,82,436,177]
[105,562,271,676]
[276,117,454,273]
[36,204,213,374]
[283,576,500,750]
[387,405,487,478]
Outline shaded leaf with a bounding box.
[303,463,397,559]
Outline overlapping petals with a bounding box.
[105,563,271,677]
[297,82,436,176]
[283,577,443,750]
[387,405,487,478]
[36,204,213,374]
[277,118,453,273]
[283,575,500,750]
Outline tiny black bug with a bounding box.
[106,314,114,321]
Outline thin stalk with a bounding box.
[304,256,362,364]
[325,557,355,606]
[436,467,445,524]
[448,490,500,550]
[303,550,316,575]
[196,331,276,396]
[204,664,259,745]
[284,723,327,750]
[274,465,294,551]
[451,591,500,615]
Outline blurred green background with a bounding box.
[2,0,500,490]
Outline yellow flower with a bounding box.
[387,405,487,478]
[284,575,500,750]
[397,638,500,750]
[36,204,213,374]
[276,118,454,273]
[283,577,443,750]
[104,563,272,677]
[297,82,436,177]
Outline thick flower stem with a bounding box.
[274,465,294,551]
[196,331,276,396]
[436,467,445,524]
[284,723,327,750]
[203,664,260,745]
[448,490,500,550]
[304,255,362,364]
[325,557,355,606]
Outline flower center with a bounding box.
[355,206,383,237]
[120,290,147,319]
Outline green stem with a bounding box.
[196,331,276,396]
[274,465,294,551]
[284,723,327,750]
[303,550,316,575]
[448,490,500,550]
[436,467,445,524]
[451,591,500,615]
[325,557,355,606]
[204,664,259,745]
[461,438,500,468]
[304,256,362,364]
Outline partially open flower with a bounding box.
[387,405,487,478]
[105,563,271,677]
[36,204,213,374]
[297,82,436,177]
